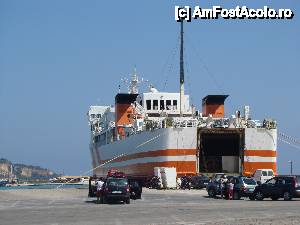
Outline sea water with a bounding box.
[0,183,88,190]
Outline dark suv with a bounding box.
[101,177,131,204]
[207,175,257,200]
[233,176,257,200]
[254,175,300,201]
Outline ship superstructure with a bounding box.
[88,22,277,179]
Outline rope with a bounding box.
[279,132,300,146]
[185,33,225,94]
[56,131,166,189]
[278,137,300,151]
[162,35,180,91]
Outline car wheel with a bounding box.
[131,194,136,200]
[271,196,279,201]
[233,192,240,200]
[283,192,292,201]
[125,198,130,204]
[249,195,255,201]
[208,189,216,198]
[255,191,264,201]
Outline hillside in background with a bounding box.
[0,158,59,181]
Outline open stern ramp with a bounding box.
[197,127,277,175]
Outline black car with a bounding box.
[129,180,142,199]
[101,177,131,204]
[0,180,8,187]
[254,175,300,201]
[191,175,210,189]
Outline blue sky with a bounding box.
[0,0,299,175]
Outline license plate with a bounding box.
[112,191,122,194]
[204,183,208,185]
[248,188,254,192]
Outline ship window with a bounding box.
[166,100,171,110]
[173,100,177,110]
[146,100,151,110]
[160,100,165,110]
[91,114,95,118]
[153,100,158,110]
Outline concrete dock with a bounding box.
[1,188,300,225]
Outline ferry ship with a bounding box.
[87,22,277,180]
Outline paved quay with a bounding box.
[1,188,300,225]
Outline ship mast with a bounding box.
[130,66,138,94]
[179,20,185,117]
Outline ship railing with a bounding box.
[173,119,198,128]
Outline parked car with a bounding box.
[191,175,210,189]
[101,177,131,204]
[253,175,300,201]
[207,175,257,200]
[213,173,225,181]
[147,176,161,189]
[253,169,274,184]
[129,180,142,199]
[206,174,228,198]
[232,176,257,200]
[0,180,9,187]
[180,176,192,189]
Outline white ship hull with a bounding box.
[90,127,197,177]
[243,128,277,175]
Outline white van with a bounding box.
[253,169,274,184]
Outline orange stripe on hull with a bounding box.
[243,162,277,176]
[244,150,276,157]
[95,161,196,177]
[100,149,197,164]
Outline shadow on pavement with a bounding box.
[85,200,98,204]
[85,199,131,205]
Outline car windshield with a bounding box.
[107,178,128,187]
[242,178,256,185]
[268,171,273,176]
[214,174,224,181]
[262,171,267,176]
[266,178,276,184]
[193,176,208,181]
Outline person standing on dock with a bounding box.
[220,175,227,199]
[228,179,234,200]
[96,177,104,203]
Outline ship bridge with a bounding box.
[136,90,192,117]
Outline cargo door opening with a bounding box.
[198,129,244,173]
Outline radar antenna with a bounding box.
[121,66,148,94]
